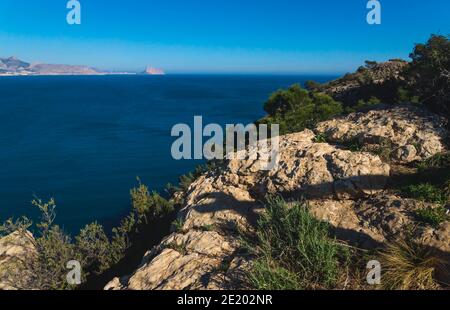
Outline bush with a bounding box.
[131,178,174,223]
[414,207,449,228]
[402,183,448,205]
[259,85,343,135]
[263,84,311,116]
[248,260,303,290]
[75,222,116,274]
[364,60,378,69]
[313,133,328,143]
[304,80,323,92]
[369,137,393,162]
[407,35,450,122]
[244,196,347,290]
[171,218,185,233]
[397,87,419,104]
[0,198,128,290]
[417,152,450,171]
[0,178,176,290]
[345,96,381,113]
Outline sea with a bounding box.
[0,74,336,234]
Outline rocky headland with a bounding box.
[102,104,449,290]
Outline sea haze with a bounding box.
[0,74,336,234]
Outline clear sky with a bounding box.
[0,0,449,74]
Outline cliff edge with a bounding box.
[104,105,449,290]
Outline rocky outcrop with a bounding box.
[105,231,238,290]
[0,231,35,290]
[105,105,448,290]
[316,105,447,162]
[309,196,450,252]
[310,60,408,106]
[105,129,391,289]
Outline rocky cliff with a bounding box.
[104,104,449,290]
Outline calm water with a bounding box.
[0,75,335,234]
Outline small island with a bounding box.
[141,66,165,75]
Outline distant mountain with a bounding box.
[0,56,103,76]
[0,56,30,71]
[28,63,102,76]
[0,57,166,76]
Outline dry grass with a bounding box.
[379,238,448,290]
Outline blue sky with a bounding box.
[0,0,449,74]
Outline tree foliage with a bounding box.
[259,84,343,134]
[407,34,450,120]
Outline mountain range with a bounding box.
[0,56,164,76]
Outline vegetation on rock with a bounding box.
[0,179,175,290]
[379,238,448,290]
[243,196,351,290]
[258,84,343,134]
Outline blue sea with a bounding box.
[0,75,335,234]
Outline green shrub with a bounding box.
[74,222,116,274]
[402,183,448,205]
[259,85,343,135]
[313,133,328,143]
[248,259,303,290]
[407,35,450,122]
[417,153,450,171]
[130,179,152,220]
[304,80,323,91]
[200,224,214,232]
[397,87,420,104]
[0,198,131,290]
[414,207,449,228]
[263,84,311,116]
[370,137,394,162]
[338,137,363,152]
[171,218,185,233]
[244,196,347,290]
[130,178,174,223]
[346,96,381,113]
[1,177,176,290]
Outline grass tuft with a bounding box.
[402,183,448,205]
[379,238,448,290]
[244,196,348,290]
[414,207,449,228]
